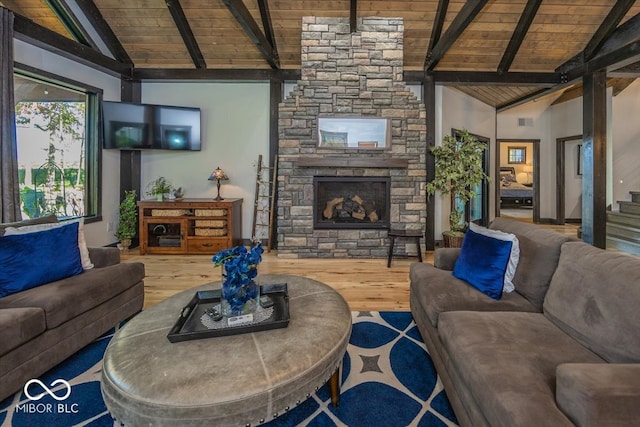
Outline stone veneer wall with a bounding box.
[277,17,426,258]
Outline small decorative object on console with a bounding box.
[212,243,263,317]
[146,177,173,201]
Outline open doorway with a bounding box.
[556,135,583,225]
[496,139,540,223]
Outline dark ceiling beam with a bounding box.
[72,0,132,65]
[501,39,640,112]
[608,61,640,77]
[13,13,131,77]
[557,12,640,74]
[504,12,640,112]
[497,0,542,74]
[257,0,277,52]
[45,0,96,49]
[424,0,449,67]
[496,85,571,112]
[583,0,635,62]
[222,0,280,69]
[133,68,300,81]
[425,0,489,71]
[165,0,206,69]
[350,0,357,33]
[566,39,640,81]
[404,70,560,85]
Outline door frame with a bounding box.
[496,139,540,223]
[556,134,582,225]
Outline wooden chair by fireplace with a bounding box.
[387,229,423,267]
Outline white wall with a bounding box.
[141,82,270,239]
[14,40,122,246]
[436,86,496,237]
[550,96,583,219]
[611,79,640,206]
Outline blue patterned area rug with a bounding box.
[0,311,458,427]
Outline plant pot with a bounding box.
[156,193,164,201]
[118,238,132,250]
[443,232,465,248]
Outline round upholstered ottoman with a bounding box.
[100,274,351,426]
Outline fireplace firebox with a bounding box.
[314,177,390,229]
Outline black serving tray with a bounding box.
[167,283,289,343]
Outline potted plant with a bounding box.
[116,190,137,250]
[146,177,173,201]
[426,129,490,247]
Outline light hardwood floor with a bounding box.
[122,221,580,312]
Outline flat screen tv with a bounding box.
[102,101,201,151]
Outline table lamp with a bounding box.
[208,166,229,200]
[523,164,533,184]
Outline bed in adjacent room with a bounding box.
[500,166,533,208]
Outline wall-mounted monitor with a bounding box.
[102,101,201,151]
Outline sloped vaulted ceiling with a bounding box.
[3,0,640,109]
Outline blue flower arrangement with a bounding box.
[212,243,263,316]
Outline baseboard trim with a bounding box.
[538,218,556,224]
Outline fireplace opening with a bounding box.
[314,176,390,229]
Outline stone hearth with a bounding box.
[277,17,426,258]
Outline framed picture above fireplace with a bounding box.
[317,117,390,149]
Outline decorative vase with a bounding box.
[156,193,163,201]
[220,264,260,317]
[118,238,132,250]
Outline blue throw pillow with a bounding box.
[0,221,83,298]
[452,228,513,300]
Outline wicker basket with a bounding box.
[195,228,227,237]
[195,209,227,217]
[195,220,226,227]
[443,233,465,248]
[151,209,189,217]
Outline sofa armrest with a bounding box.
[88,247,120,268]
[556,363,640,427]
[433,248,461,271]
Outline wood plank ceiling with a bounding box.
[3,0,640,109]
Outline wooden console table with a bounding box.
[138,198,242,255]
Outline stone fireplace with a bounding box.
[314,177,390,230]
[277,17,427,258]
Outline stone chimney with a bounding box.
[277,17,426,258]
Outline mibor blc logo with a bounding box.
[16,379,79,414]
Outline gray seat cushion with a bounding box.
[0,308,46,356]
[490,217,573,310]
[438,311,604,427]
[544,241,640,363]
[0,263,144,329]
[410,263,537,327]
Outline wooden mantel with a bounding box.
[296,157,409,168]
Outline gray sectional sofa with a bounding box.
[410,217,640,427]
[0,216,145,402]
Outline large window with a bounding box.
[13,69,101,221]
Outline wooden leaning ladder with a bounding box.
[251,154,278,251]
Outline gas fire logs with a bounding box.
[323,195,379,222]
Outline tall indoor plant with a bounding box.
[426,130,489,247]
[115,190,137,250]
